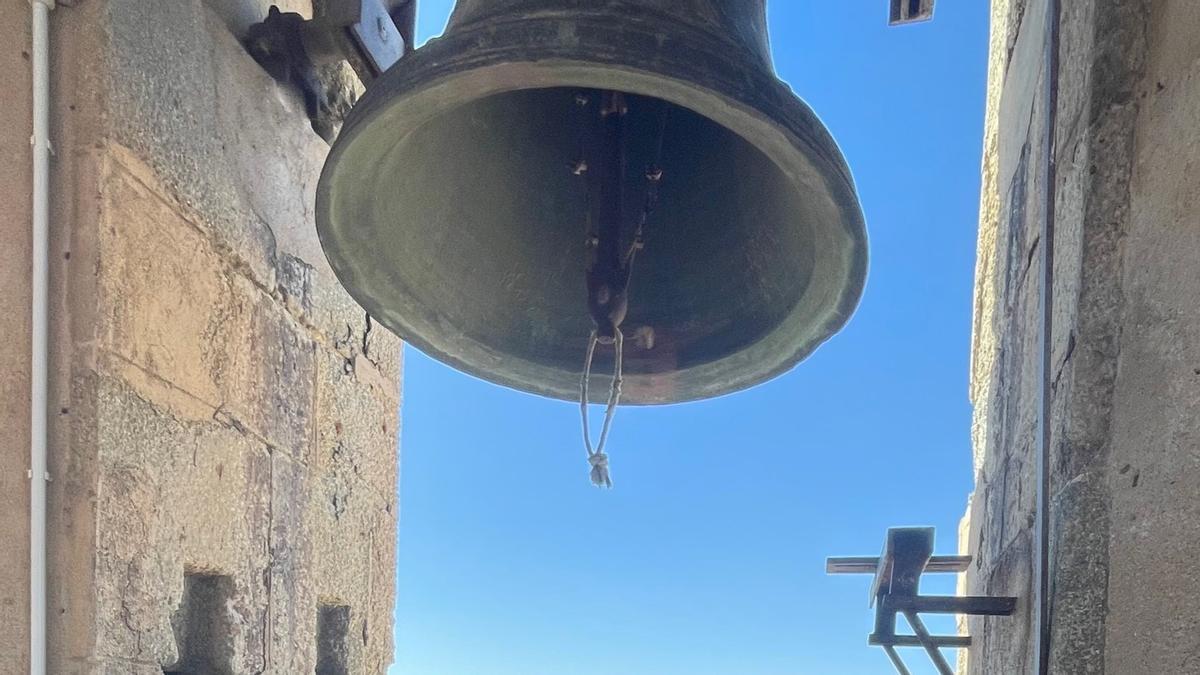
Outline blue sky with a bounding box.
[392,3,990,674]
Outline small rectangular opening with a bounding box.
[317,605,352,675]
[163,572,236,675]
[890,0,935,25]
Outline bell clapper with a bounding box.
[573,90,668,488]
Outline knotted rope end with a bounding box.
[588,452,612,489]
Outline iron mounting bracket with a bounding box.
[246,0,416,140]
[828,527,1017,675]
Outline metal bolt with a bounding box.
[377,16,389,41]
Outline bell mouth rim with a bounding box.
[317,18,869,406]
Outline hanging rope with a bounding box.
[579,328,623,488]
[573,92,668,488]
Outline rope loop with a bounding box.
[572,94,669,489]
[580,329,623,488]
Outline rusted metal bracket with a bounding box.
[828,528,1017,675]
[246,0,415,139]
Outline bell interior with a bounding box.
[338,86,820,390]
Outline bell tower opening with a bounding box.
[162,572,236,675]
[316,604,352,675]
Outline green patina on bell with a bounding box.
[316,0,868,405]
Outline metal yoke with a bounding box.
[247,1,416,139]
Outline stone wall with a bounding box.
[0,2,35,672]
[3,1,402,672]
[962,0,1200,672]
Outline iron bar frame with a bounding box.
[828,528,1017,675]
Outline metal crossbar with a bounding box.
[828,527,1017,675]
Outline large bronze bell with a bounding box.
[316,0,868,406]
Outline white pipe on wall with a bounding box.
[29,1,54,674]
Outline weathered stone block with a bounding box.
[97,149,318,457]
[105,0,280,290]
[268,451,317,674]
[91,375,271,673]
[976,531,1034,675]
[313,345,400,505]
[0,1,33,668]
[9,3,403,673]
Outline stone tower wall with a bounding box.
[961,1,1200,672]
[1,2,402,672]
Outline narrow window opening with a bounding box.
[162,572,236,675]
[317,604,352,675]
